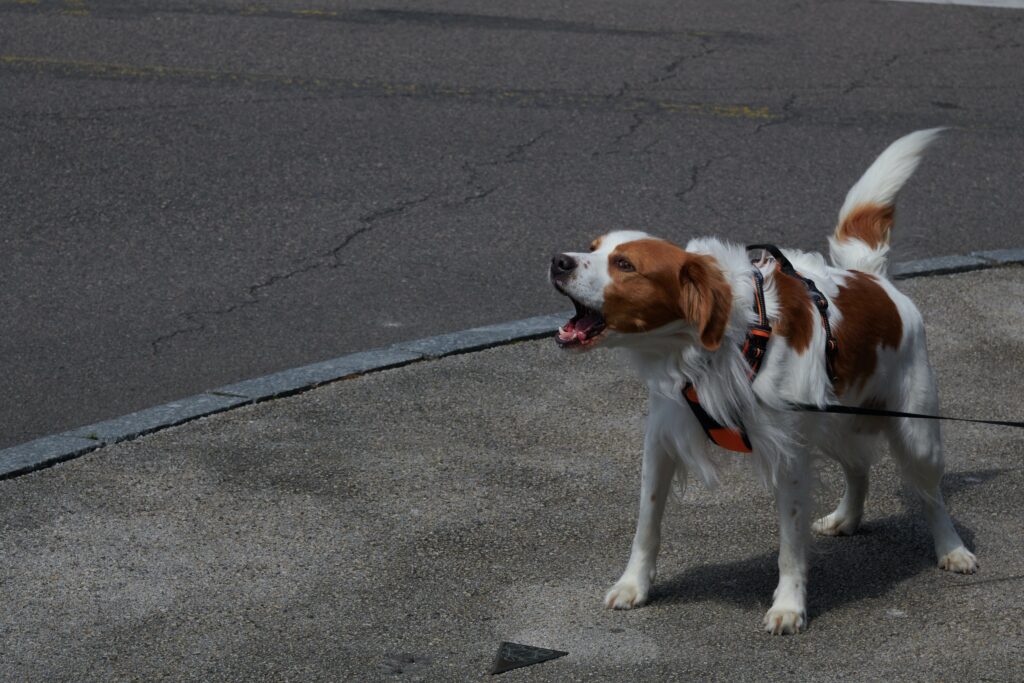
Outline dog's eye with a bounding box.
[614,257,635,272]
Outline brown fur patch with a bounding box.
[772,270,815,353]
[602,240,732,349]
[589,236,604,252]
[832,272,903,395]
[835,203,895,249]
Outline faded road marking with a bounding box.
[0,2,689,38]
[0,55,776,120]
[61,0,87,16]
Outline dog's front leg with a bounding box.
[605,431,676,609]
[764,454,810,635]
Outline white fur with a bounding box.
[837,128,944,224]
[829,127,944,276]
[555,130,977,635]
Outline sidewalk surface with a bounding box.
[3,267,1023,681]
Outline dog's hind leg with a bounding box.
[885,379,978,573]
[764,453,811,635]
[605,429,677,610]
[813,435,875,536]
[813,460,869,536]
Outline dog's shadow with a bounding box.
[651,469,1000,614]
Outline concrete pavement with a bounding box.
[2,265,1023,681]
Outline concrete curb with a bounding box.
[3,250,1022,480]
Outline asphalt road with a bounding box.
[2,0,1023,448]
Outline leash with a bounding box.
[683,244,1024,453]
[792,402,1024,429]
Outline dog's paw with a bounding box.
[604,578,649,610]
[812,511,860,536]
[763,607,806,635]
[938,546,979,574]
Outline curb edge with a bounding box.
[3,251,1022,480]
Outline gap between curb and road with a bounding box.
[3,247,1023,480]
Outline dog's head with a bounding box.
[549,231,733,351]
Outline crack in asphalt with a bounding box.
[450,129,550,204]
[594,39,724,157]
[843,52,903,96]
[148,131,553,355]
[675,154,731,205]
[149,194,432,355]
[650,35,718,86]
[611,112,645,147]
[753,93,798,135]
[843,17,1022,98]
[498,130,550,163]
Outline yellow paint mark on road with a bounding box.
[292,8,339,17]
[0,54,777,121]
[60,0,88,15]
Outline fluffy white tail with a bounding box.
[829,128,944,275]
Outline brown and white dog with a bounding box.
[548,129,978,635]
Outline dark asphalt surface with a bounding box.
[2,0,1023,448]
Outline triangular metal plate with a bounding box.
[489,641,568,675]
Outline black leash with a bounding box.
[792,402,1024,429]
[684,242,1024,452]
[747,243,1024,432]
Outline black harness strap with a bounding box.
[684,245,841,453]
[747,243,838,382]
[682,244,1024,451]
[741,268,772,377]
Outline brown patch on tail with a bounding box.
[832,272,902,395]
[835,203,895,249]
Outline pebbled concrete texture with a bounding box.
[1,267,1023,681]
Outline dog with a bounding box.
[548,129,978,635]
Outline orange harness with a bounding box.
[683,246,838,453]
[681,269,770,453]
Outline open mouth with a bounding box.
[556,298,608,348]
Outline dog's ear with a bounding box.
[678,254,732,350]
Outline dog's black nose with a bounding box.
[550,253,577,277]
